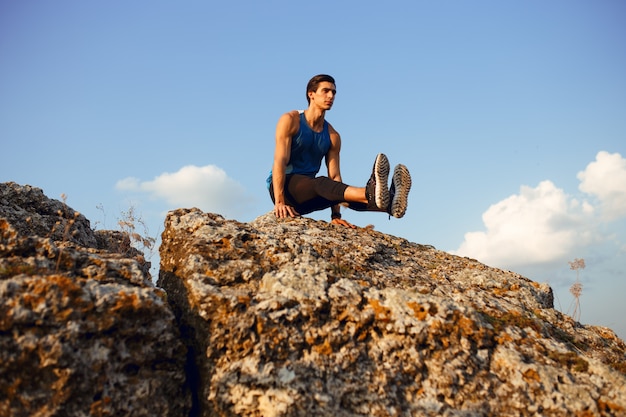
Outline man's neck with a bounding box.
[303,107,325,131]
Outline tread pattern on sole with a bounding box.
[390,164,411,218]
[373,154,390,210]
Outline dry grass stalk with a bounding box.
[117,206,156,257]
[567,258,585,322]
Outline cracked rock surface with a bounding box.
[159,208,626,417]
[1,182,191,417]
[3,181,626,417]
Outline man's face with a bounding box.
[310,82,336,110]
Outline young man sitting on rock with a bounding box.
[267,74,412,228]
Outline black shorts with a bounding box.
[268,174,367,215]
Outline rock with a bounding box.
[0,182,97,248]
[4,180,626,417]
[0,183,191,417]
[159,208,626,417]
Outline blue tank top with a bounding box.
[266,112,331,188]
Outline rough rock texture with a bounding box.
[0,183,191,417]
[3,181,626,417]
[0,182,97,249]
[159,208,626,417]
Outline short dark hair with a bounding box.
[306,74,336,104]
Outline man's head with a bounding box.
[306,74,336,105]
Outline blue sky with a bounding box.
[2,1,625,339]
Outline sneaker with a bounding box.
[389,164,411,218]
[365,153,390,210]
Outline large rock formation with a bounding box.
[0,183,191,416]
[2,181,626,416]
[158,207,626,417]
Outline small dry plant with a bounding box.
[567,258,585,322]
[117,206,156,258]
[93,203,107,230]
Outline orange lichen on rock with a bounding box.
[522,368,541,384]
[407,301,429,321]
[368,299,391,322]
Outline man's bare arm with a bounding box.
[272,111,300,218]
[326,123,342,182]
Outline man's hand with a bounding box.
[274,202,299,218]
[330,217,357,228]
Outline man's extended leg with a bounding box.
[287,175,348,204]
[270,154,411,218]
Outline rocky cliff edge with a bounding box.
[0,183,191,417]
[158,207,626,417]
[2,182,626,416]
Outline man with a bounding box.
[267,74,411,228]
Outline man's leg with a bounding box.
[287,175,348,204]
[270,154,411,218]
[285,154,395,213]
[285,175,344,215]
[284,175,371,214]
[269,175,339,214]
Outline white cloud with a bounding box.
[115,177,141,190]
[578,151,626,221]
[452,151,626,270]
[452,180,594,269]
[115,165,253,217]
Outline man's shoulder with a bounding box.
[276,110,301,135]
[327,121,338,136]
[283,110,302,118]
[279,110,302,127]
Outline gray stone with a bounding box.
[0,183,191,417]
[159,208,626,417]
[0,182,97,248]
[3,181,625,417]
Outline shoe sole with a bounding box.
[373,153,390,210]
[390,164,411,218]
